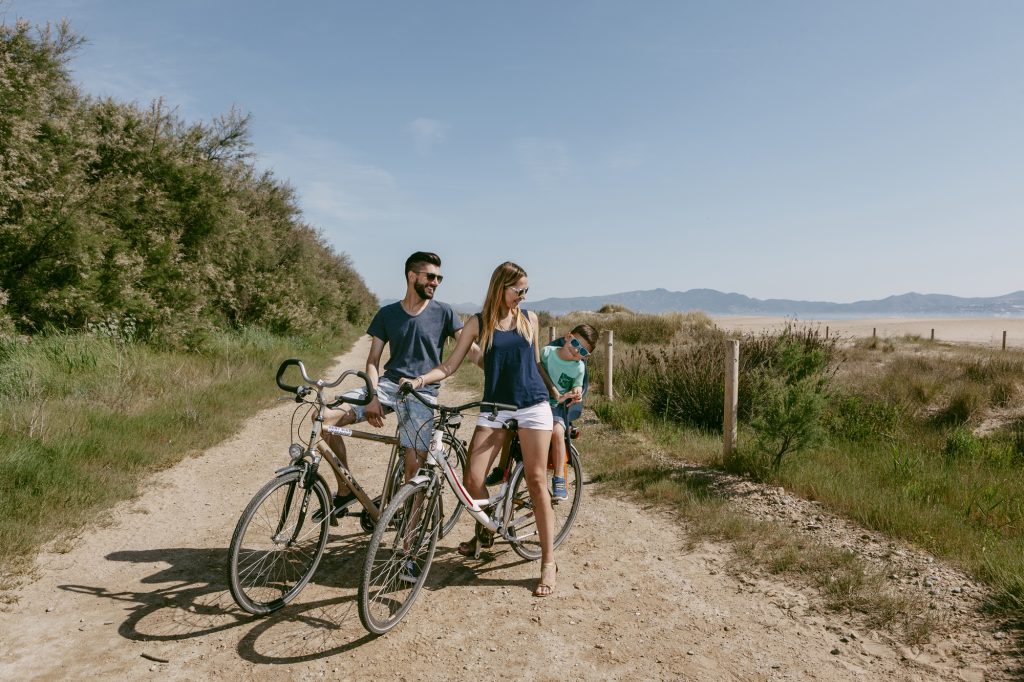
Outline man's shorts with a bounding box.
[340,377,436,450]
[476,400,553,431]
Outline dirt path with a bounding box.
[0,337,1014,680]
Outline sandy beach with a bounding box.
[712,316,1024,349]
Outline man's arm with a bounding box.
[363,336,387,428]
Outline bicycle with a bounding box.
[226,359,468,615]
[488,405,584,561]
[357,385,583,635]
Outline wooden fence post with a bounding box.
[604,330,614,399]
[723,339,739,459]
[548,326,556,343]
[930,328,935,341]
[825,326,829,339]
[872,328,876,339]
[1003,330,1007,351]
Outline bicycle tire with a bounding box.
[358,478,441,635]
[379,432,466,539]
[227,470,331,615]
[507,443,583,561]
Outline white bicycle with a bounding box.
[358,385,583,635]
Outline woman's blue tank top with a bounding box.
[478,314,550,409]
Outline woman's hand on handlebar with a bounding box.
[398,376,426,393]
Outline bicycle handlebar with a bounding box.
[275,359,374,406]
[399,382,516,415]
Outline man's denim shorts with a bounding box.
[341,377,436,450]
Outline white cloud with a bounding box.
[515,137,569,186]
[259,131,403,225]
[408,117,449,153]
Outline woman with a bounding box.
[402,261,557,597]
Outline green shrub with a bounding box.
[826,395,902,442]
[944,427,981,461]
[0,19,377,343]
[748,370,828,471]
[593,397,649,431]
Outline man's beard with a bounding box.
[413,281,435,300]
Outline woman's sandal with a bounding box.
[457,522,494,559]
[533,562,557,597]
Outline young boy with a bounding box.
[538,324,598,500]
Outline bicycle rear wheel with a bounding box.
[507,443,583,561]
[358,478,441,635]
[227,470,331,614]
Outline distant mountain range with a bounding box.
[383,289,1024,317]
[382,288,1024,317]
[511,289,1024,317]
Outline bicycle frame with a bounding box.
[275,359,411,525]
[412,424,532,542]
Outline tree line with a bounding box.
[0,19,376,344]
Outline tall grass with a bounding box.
[0,327,357,587]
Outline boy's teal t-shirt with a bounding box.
[540,345,585,407]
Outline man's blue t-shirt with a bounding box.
[367,300,463,396]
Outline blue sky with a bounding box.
[6,1,1023,304]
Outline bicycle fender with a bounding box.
[407,473,431,486]
[274,464,304,476]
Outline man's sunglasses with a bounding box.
[507,286,529,297]
[569,336,590,358]
[415,271,444,283]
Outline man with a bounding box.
[321,251,476,516]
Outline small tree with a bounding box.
[747,333,833,472]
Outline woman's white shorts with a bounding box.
[476,400,553,431]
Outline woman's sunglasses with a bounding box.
[507,286,529,297]
[569,336,590,358]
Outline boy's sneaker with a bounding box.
[551,477,568,502]
[484,466,504,486]
[399,559,420,584]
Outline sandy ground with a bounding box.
[713,316,1024,349]
[0,336,1016,680]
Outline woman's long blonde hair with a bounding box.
[479,261,533,352]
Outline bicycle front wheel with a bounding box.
[227,470,331,615]
[381,432,466,539]
[358,478,441,635]
[507,443,583,561]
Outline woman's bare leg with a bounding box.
[517,426,556,593]
[464,425,506,499]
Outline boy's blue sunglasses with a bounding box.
[569,336,590,358]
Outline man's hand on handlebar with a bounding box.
[364,394,385,428]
